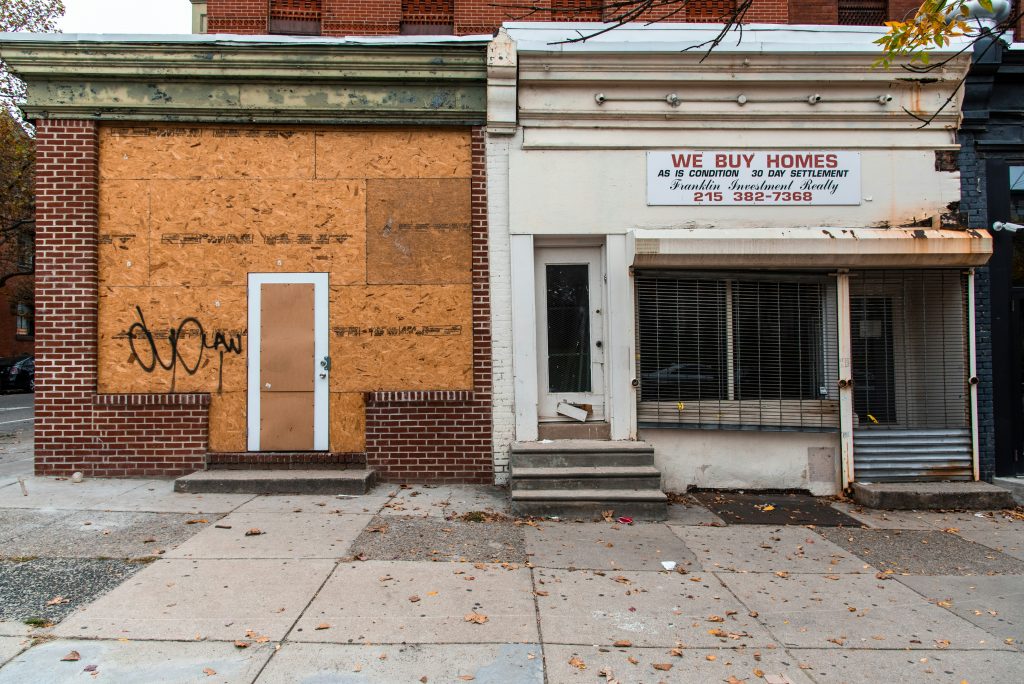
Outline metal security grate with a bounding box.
[850,270,972,481]
[402,0,455,24]
[550,0,604,21]
[269,0,321,35]
[838,0,887,26]
[686,0,738,21]
[636,272,839,431]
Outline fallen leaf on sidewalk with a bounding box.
[613,640,632,647]
[83,664,97,672]
[203,667,216,676]
[534,590,549,597]
[611,576,631,584]
[142,537,156,543]
[245,528,264,536]
[627,656,639,665]
[935,639,951,649]
[420,677,428,683]
[233,641,250,649]
[458,676,475,681]
[706,654,717,661]
[185,519,208,525]
[60,651,80,662]
[707,615,725,622]
[827,637,846,646]
[315,623,331,630]
[46,596,69,606]
[367,524,389,534]
[464,612,488,624]
[569,656,586,670]
[652,663,673,671]
[409,595,421,603]
[774,571,789,578]
[214,525,231,530]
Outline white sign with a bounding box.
[647,150,861,206]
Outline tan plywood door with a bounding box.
[259,283,316,450]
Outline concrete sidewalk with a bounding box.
[0,468,1022,683]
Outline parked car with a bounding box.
[0,355,34,392]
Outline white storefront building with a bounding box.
[486,23,991,497]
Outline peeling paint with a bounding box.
[911,229,928,239]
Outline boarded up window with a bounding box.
[269,0,322,35]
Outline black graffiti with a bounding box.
[125,306,243,392]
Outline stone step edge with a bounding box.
[511,466,661,479]
[511,489,668,502]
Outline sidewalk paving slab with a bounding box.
[0,477,149,511]
[829,502,941,530]
[232,492,391,516]
[534,568,775,648]
[525,521,696,571]
[2,511,220,559]
[94,481,256,514]
[53,558,336,641]
[165,511,372,560]
[792,647,1024,684]
[379,485,510,518]
[0,558,144,624]
[349,516,526,563]
[290,560,538,644]
[0,509,73,544]
[816,528,1024,575]
[0,636,28,667]
[673,525,870,574]
[955,527,1024,561]
[720,571,1013,651]
[664,500,725,526]
[919,510,1024,532]
[255,642,544,683]
[544,644,815,684]
[0,638,274,683]
[0,622,31,637]
[896,575,1024,650]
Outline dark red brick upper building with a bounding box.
[200,0,922,37]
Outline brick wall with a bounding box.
[0,280,33,358]
[364,127,493,483]
[207,0,794,36]
[958,131,995,481]
[33,120,210,478]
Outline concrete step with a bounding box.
[537,422,612,441]
[174,469,375,495]
[992,477,1024,506]
[851,481,1016,510]
[511,488,668,521]
[510,440,655,468]
[510,466,662,491]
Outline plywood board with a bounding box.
[98,180,151,288]
[209,392,247,453]
[329,392,366,453]
[99,126,314,180]
[97,286,248,394]
[365,178,471,285]
[314,128,471,179]
[147,179,365,287]
[260,391,314,451]
[329,285,473,391]
[260,283,315,392]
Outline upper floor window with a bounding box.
[838,0,888,25]
[269,0,322,36]
[400,0,454,35]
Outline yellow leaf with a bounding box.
[569,656,586,670]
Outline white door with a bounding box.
[247,273,330,451]
[535,247,605,421]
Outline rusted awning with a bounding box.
[632,227,992,269]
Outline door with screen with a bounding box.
[535,247,605,421]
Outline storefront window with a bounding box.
[635,272,838,431]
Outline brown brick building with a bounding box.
[198,0,922,37]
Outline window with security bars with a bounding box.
[550,0,604,21]
[685,0,737,22]
[400,0,455,34]
[635,272,839,431]
[838,0,887,25]
[849,270,969,430]
[269,0,322,35]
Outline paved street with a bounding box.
[0,417,1023,682]
[0,393,32,481]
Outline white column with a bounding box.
[510,234,539,442]
[605,234,634,440]
[836,271,855,488]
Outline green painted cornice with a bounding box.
[0,34,488,124]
